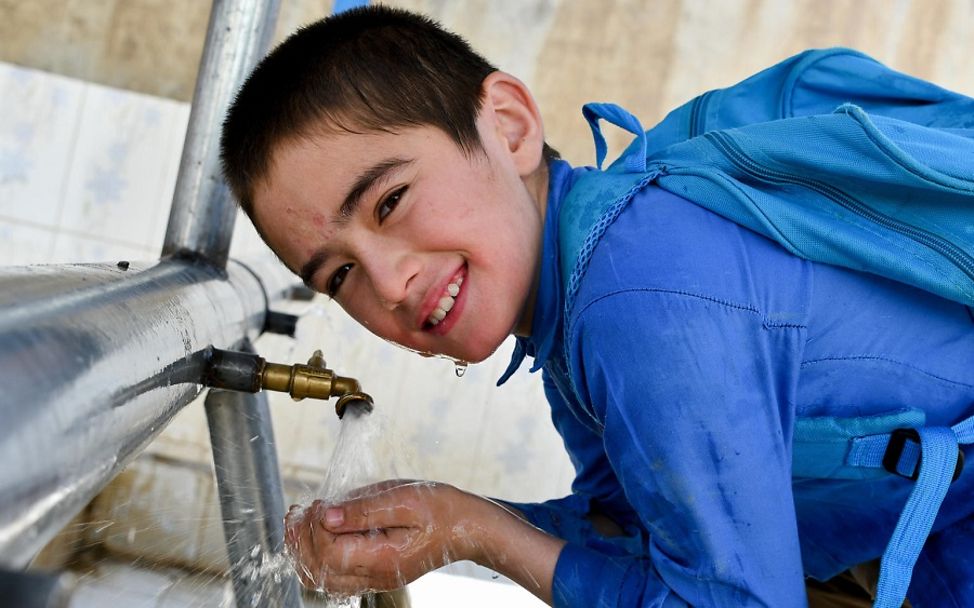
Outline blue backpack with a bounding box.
[559,48,974,607]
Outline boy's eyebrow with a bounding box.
[299,249,329,287]
[299,156,414,287]
[337,156,414,222]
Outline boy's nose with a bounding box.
[361,248,418,311]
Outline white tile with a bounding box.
[0,63,85,227]
[59,81,187,249]
[386,353,495,489]
[0,219,56,265]
[49,231,152,264]
[147,103,190,255]
[464,338,574,502]
[229,208,275,259]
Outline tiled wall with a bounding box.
[0,60,576,580]
[0,64,188,265]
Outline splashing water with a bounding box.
[287,402,406,607]
[232,549,297,607]
[323,404,383,608]
[316,403,393,504]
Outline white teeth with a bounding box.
[426,274,464,327]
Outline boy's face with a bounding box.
[252,117,545,364]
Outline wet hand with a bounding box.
[284,480,484,594]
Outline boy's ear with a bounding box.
[480,72,545,177]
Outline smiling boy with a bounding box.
[250,86,547,362]
[221,6,974,608]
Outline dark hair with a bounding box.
[221,5,558,223]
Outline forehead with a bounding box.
[255,125,447,213]
[249,125,453,266]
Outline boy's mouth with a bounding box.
[421,266,466,332]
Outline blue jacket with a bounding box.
[498,57,974,602]
[500,156,974,608]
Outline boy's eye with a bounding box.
[376,186,407,224]
[327,263,353,297]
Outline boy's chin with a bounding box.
[437,338,506,366]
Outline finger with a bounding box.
[343,479,421,500]
[288,510,342,581]
[316,571,383,595]
[326,483,437,533]
[316,529,416,577]
[317,558,410,594]
[290,546,387,595]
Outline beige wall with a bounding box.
[395,0,974,163]
[0,0,332,101]
[4,0,970,163]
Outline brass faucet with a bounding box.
[262,350,374,418]
[205,348,374,418]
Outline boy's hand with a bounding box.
[284,480,484,594]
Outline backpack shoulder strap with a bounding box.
[798,410,972,608]
[558,104,660,309]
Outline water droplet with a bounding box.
[454,361,468,377]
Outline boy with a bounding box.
[220,6,974,607]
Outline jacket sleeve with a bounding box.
[502,373,648,555]
[555,289,807,607]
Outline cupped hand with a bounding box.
[284,480,487,594]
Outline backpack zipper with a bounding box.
[688,90,714,138]
[704,130,974,283]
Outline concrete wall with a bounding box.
[0,0,331,101]
[398,0,974,163]
[3,0,971,163]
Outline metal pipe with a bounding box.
[161,0,281,265]
[0,0,301,587]
[0,257,297,568]
[0,568,75,608]
[206,343,302,608]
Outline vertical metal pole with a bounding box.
[164,1,295,605]
[206,342,303,608]
[162,0,281,266]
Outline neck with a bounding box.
[513,161,551,338]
